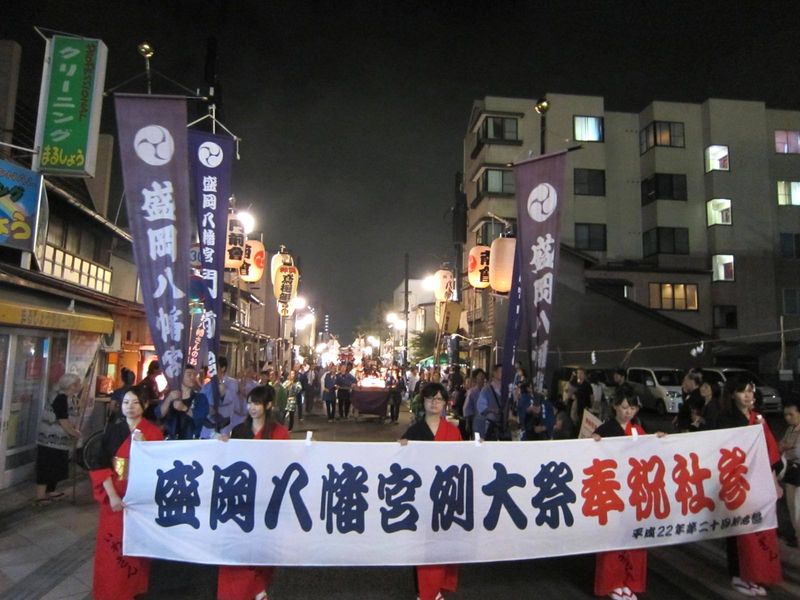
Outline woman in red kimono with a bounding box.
[90,386,164,600]
[591,387,664,600]
[218,384,289,600]
[400,382,462,600]
[718,379,783,596]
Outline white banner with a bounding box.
[124,426,777,566]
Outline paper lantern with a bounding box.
[270,249,293,285]
[240,240,266,283]
[433,269,455,302]
[273,264,299,304]
[489,237,516,293]
[467,245,491,289]
[225,212,245,269]
[277,299,293,318]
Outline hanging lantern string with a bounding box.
[552,326,800,356]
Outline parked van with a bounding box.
[700,367,782,413]
[625,367,684,415]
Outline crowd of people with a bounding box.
[31,358,800,600]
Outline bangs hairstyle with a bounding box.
[421,382,448,400]
[247,385,276,406]
[613,384,641,408]
[723,378,753,397]
[123,386,145,407]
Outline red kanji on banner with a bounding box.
[718,447,750,510]
[627,456,670,521]
[672,452,715,516]
[581,458,624,525]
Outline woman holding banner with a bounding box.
[591,386,660,600]
[90,386,163,600]
[718,380,783,596]
[218,384,289,600]
[400,382,462,600]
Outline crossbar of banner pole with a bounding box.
[0,141,37,154]
[110,91,208,101]
[512,144,582,167]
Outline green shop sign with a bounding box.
[34,35,108,177]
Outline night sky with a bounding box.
[4,1,800,338]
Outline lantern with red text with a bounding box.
[273,264,299,306]
[467,245,491,289]
[433,269,455,301]
[270,247,293,285]
[225,212,246,269]
[489,237,516,293]
[240,240,266,283]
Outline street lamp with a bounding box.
[237,210,256,235]
[386,312,397,324]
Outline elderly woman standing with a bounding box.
[91,386,163,600]
[35,373,82,504]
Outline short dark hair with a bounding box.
[613,384,641,408]
[614,368,626,378]
[471,368,486,379]
[218,356,228,371]
[121,367,136,386]
[421,382,448,400]
[247,385,275,406]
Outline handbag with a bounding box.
[783,461,800,486]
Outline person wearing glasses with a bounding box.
[400,382,462,600]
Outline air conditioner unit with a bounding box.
[101,326,122,352]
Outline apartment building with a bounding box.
[463,93,800,376]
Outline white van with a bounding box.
[626,367,684,414]
[700,367,782,413]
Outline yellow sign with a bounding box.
[0,301,113,334]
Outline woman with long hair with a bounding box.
[400,382,462,600]
[718,379,783,596]
[90,386,163,599]
[592,385,664,600]
[217,384,289,600]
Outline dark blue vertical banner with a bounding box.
[513,151,567,393]
[115,95,191,391]
[187,130,233,378]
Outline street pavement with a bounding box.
[0,401,798,599]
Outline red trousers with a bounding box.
[737,529,782,585]
[217,566,274,600]
[416,564,458,600]
[594,549,647,596]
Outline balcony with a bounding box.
[41,244,112,294]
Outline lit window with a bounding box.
[706,199,732,226]
[574,116,604,142]
[775,130,800,154]
[639,121,685,154]
[648,283,699,311]
[705,145,730,172]
[712,254,735,281]
[778,180,800,205]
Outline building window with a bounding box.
[648,283,699,311]
[706,199,732,226]
[775,130,800,154]
[574,116,604,142]
[778,180,800,205]
[714,305,738,328]
[779,233,800,258]
[575,223,607,251]
[642,227,690,257]
[482,117,518,141]
[712,254,735,281]
[705,145,730,172]
[639,121,685,154]
[481,169,515,194]
[476,221,505,245]
[574,168,605,196]
[784,289,800,315]
[641,173,688,205]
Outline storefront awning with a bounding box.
[0,300,113,334]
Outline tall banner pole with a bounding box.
[115,94,192,392]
